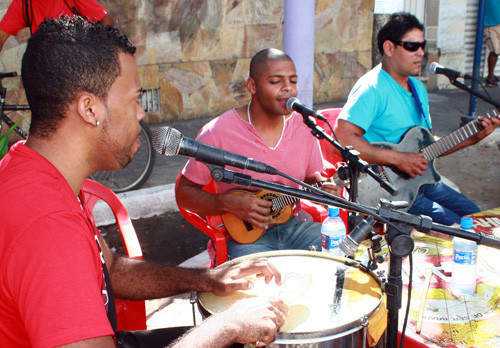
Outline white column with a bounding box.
[283,0,315,107]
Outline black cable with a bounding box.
[322,117,340,143]
[276,169,407,236]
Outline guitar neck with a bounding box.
[270,181,326,212]
[272,194,299,212]
[422,109,496,160]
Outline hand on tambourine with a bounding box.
[220,296,289,346]
[207,257,282,297]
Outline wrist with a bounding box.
[197,268,220,293]
[216,193,230,214]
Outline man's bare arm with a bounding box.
[0,30,10,55]
[334,119,428,178]
[175,175,272,229]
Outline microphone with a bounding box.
[152,126,279,175]
[286,97,327,121]
[427,62,472,79]
[339,216,375,257]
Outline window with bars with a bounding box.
[139,88,161,113]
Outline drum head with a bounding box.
[199,250,383,340]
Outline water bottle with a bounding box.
[321,207,346,257]
[451,217,478,296]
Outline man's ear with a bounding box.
[383,40,395,57]
[76,93,101,126]
[247,77,257,95]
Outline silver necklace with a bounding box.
[246,101,286,150]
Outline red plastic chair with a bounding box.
[81,179,147,331]
[316,107,344,165]
[175,174,228,267]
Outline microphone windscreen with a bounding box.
[285,97,299,113]
[152,126,183,156]
[427,62,438,75]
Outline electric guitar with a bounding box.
[222,181,329,244]
[357,109,498,211]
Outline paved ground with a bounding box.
[99,85,500,327]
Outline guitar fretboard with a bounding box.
[423,109,497,161]
[271,194,298,212]
[270,181,325,212]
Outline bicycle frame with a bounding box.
[0,85,30,139]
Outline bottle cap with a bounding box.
[460,217,473,230]
[328,206,339,217]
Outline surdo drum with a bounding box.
[198,251,386,347]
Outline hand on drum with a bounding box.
[208,257,282,297]
[221,296,288,346]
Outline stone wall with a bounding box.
[0,0,374,124]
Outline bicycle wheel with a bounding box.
[90,120,156,193]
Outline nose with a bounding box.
[282,79,295,93]
[137,102,146,121]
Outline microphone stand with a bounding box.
[208,165,359,212]
[209,165,500,348]
[446,77,500,124]
[376,199,500,348]
[301,115,398,230]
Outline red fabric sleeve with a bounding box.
[6,212,114,347]
[0,0,26,36]
[0,0,108,35]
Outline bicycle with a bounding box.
[0,72,30,139]
[0,72,156,193]
[89,120,156,193]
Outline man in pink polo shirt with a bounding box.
[176,48,340,258]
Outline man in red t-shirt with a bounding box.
[0,0,114,52]
[0,16,288,347]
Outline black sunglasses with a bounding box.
[393,40,426,52]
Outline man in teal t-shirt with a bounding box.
[484,0,500,86]
[334,12,499,225]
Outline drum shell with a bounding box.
[197,251,386,348]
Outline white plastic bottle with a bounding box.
[321,207,346,257]
[451,217,478,296]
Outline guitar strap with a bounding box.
[408,78,432,129]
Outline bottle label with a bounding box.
[322,234,344,250]
[328,235,344,249]
[321,234,329,249]
[453,249,477,265]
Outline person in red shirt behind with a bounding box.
[0,0,114,52]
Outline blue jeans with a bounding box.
[227,216,321,259]
[408,182,480,226]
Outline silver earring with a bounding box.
[96,120,100,126]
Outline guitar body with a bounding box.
[357,127,441,210]
[221,190,294,244]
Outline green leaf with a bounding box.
[0,118,26,159]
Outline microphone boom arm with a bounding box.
[208,165,370,214]
[301,115,398,197]
[447,77,500,110]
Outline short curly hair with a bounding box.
[377,12,424,55]
[21,15,136,137]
